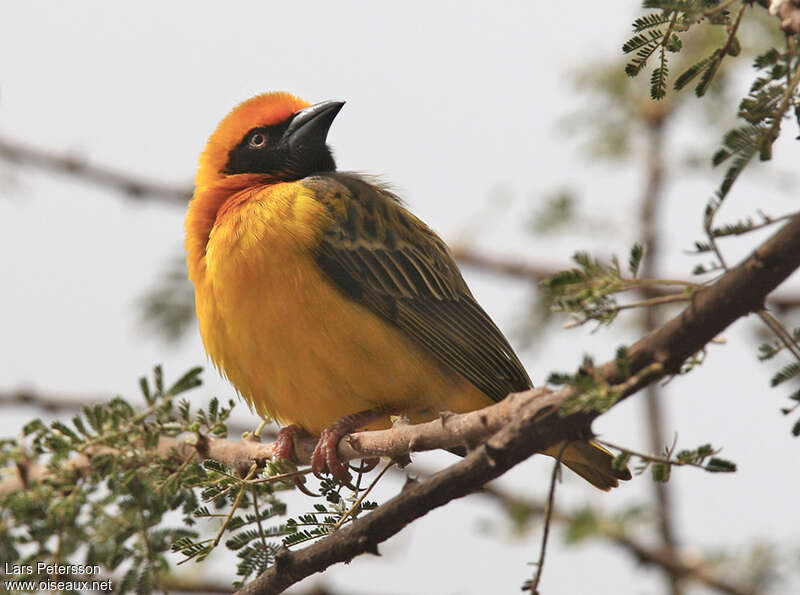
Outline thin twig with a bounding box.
[332,461,394,532]
[0,136,190,204]
[595,440,718,472]
[757,309,800,361]
[212,464,258,548]
[473,481,756,595]
[248,467,314,486]
[615,292,691,312]
[0,141,798,309]
[527,442,567,594]
[251,486,269,550]
[711,211,799,237]
[704,0,738,18]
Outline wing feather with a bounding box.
[305,173,532,402]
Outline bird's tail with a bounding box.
[543,440,631,491]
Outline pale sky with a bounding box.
[1,2,799,594]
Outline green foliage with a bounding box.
[628,244,644,277]
[541,246,691,329]
[700,46,800,268]
[549,352,630,414]
[651,64,670,100]
[678,348,708,375]
[542,252,624,327]
[624,30,668,80]
[770,362,800,387]
[756,327,800,435]
[171,457,291,588]
[283,478,378,549]
[674,20,743,98]
[0,366,303,592]
[690,210,797,254]
[551,350,664,416]
[0,366,212,593]
[527,189,576,233]
[564,505,646,544]
[673,55,711,90]
[2,366,393,591]
[602,440,737,483]
[138,257,196,343]
[624,0,740,99]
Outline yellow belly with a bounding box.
[193,184,491,435]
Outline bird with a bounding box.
[185,91,630,490]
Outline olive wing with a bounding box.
[306,173,531,402]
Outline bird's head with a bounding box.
[196,92,344,187]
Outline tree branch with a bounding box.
[0,136,189,205]
[1,388,113,412]
[233,215,800,594]
[756,0,800,35]
[3,215,799,590]
[4,134,800,592]
[451,245,800,310]
[2,136,799,309]
[638,104,683,595]
[0,388,263,439]
[479,484,757,595]
[613,534,757,595]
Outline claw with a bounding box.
[293,476,319,497]
[272,425,318,496]
[311,425,354,485]
[350,457,380,474]
[272,425,301,462]
[310,410,387,489]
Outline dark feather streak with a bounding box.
[305,172,532,402]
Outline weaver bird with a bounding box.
[185,92,630,490]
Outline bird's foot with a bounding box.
[273,424,302,462]
[272,425,317,497]
[311,410,386,487]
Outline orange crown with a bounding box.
[196,92,311,187]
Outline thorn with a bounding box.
[192,433,209,457]
[392,454,412,469]
[483,442,501,467]
[358,535,381,556]
[274,547,292,570]
[402,474,419,491]
[438,411,456,425]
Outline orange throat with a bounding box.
[185,174,271,281]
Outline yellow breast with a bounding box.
[187,181,490,434]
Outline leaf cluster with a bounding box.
[172,454,382,586]
[548,349,633,415]
[0,366,214,594]
[541,245,691,329]
[711,47,800,193]
[757,326,800,435]
[0,366,277,593]
[607,441,736,484]
[138,257,196,344]
[283,477,378,549]
[564,505,647,544]
[624,0,742,99]
[697,45,800,271]
[172,457,290,588]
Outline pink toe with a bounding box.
[273,425,300,462]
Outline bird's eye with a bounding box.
[248,133,267,149]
